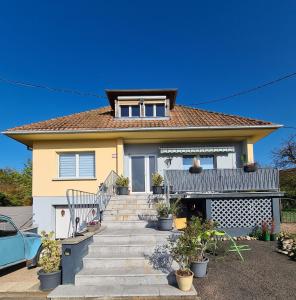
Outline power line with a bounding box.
[185,71,296,106]
[0,76,107,99]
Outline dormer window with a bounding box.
[106,89,177,120]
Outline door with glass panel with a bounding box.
[130,155,156,193]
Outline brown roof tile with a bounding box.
[5,105,276,132]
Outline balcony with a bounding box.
[163,168,280,194]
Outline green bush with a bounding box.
[115,175,129,187]
[152,173,163,186]
[38,231,60,273]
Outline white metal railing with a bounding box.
[66,170,119,237]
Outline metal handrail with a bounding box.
[66,170,119,237]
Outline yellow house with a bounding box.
[3,89,282,237]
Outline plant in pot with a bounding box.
[241,154,258,172]
[270,219,276,241]
[152,172,164,194]
[167,231,193,292]
[189,158,203,174]
[261,221,270,241]
[156,199,180,231]
[38,231,61,291]
[187,217,223,278]
[115,175,129,195]
[87,219,100,232]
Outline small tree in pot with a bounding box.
[189,158,203,174]
[188,217,224,278]
[152,173,164,194]
[167,231,194,291]
[115,175,129,195]
[38,231,61,291]
[156,199,180,231]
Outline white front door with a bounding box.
[130,155,156,193]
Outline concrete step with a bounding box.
[75,267,174,286]
[103,214,157,221]
[88,243,159,256]
[108,199,151,205]
[104,209,157,215]
[48,284,198,299]
[107,203,154,210]
[102,220,157,229]
[93,228,173,244]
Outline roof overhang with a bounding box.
[3,124,282,147]
[105,89,178,109]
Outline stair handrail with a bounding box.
[66,170,119,237]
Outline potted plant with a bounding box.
[38,231,61,291]
[262,221,270,241]
[189,158,203,174]
[87,220,100,232]
[152,172,164,194]
[115,175,129,195]
[241,154,258,172]
[156,199,180,231]
[188,217,223,278]
[167,232,194,292]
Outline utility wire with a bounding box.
[185,71,296,106]
[0,76,107,99]
[0,72,296,106]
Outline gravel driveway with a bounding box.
[194,240,296,300]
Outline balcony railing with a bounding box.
[164,168,279,194]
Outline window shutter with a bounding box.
[79,153,95,177]
[59,153,76,178]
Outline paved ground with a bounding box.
[0,262,47,299]
[194,240,296,300]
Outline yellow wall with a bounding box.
[243,139,254,163]
[32,139,118,196]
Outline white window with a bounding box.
[120,105,140,117]
[59,152,95,179]
[144,103,165,117]
[182,154,215,170]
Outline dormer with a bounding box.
[105,89,178,119]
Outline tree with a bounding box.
[273,135,296,169]
[0,160,32,206]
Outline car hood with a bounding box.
[22,232,41,239]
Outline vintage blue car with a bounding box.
[0,214,42,270]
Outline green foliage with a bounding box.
[115,175,129,187]
[186,217,224,262]
[249,226,262,240]
[152,173,163,186]
[167,231,192,272]
[38,231,61,273]
[279,169,296,206]
[156,198,181,218]
[0,160,32,206]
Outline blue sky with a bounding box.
[0,0,295,170]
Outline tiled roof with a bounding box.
[5,105,276,133]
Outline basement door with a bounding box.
[130,155,156,193]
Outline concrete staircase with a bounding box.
[48,194,198,299]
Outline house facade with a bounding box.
[3,89,282,237]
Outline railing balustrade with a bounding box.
[66,170,119,237]
[164,168,279,198]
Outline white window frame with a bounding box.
[143,103,165,117]
[57,152,96,180]
[120,105,141,118]
[182,154,216,170]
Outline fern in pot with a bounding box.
[115,175,129,195]
[152,172,164,194]
[156,199,180,231]
[38,231,61,291]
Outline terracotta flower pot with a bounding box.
[175,270,194,292]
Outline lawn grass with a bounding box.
[281,209,296,223]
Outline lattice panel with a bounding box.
[211,198,272,228]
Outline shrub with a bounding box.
[115,175,129,187]
[156,198,181,218]
[38,231,60,273]
[152,173,163,186]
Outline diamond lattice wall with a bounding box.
[211,198,272,228]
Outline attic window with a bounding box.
[144,103,165,117]
[120,105,140,117]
